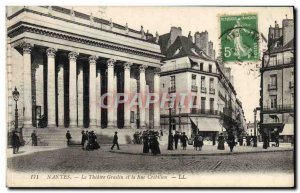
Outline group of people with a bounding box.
[81,130,100,150]
[142,130,161,155]
[217,132,236,152]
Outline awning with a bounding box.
[190,117,222,132]
[280,124,294,136]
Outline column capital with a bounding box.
[154,68,161,76]
[68,51,78,61]
[89,55,98,65]
[139,65,148,73]
[46,48,56,58]
[21,42,33,54]
[124,62,133,70]
[107,58,116,68]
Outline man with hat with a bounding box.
[174,131,180,150]
[65,130,72,146]
[11,130,20,154]
[111,131,120,150]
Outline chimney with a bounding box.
[168,26,182,48]
[208,41,214,59]
[282,18,294,46]
[194,30,208,54]
[188,31,193,42]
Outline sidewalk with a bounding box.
[110,143,294,156]
[7,146,62,159]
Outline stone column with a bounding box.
[68,52,78,128]
[153,68,161,130]
[89,55,97,128]
[107,59,115,128]
[46,48,57,127]
[57,62,64,127]
[96,68,101,127]
[77,65,84,127]
[124,62,132,128]
[22,43,33,127]
[139,65,147,129]
[114,73,117,126]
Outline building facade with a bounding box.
[7,6,164,138]
[158,27,245,140]
[260,18,294,143]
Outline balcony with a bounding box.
[201,87,207,93]
[168,86,176,93]
[289,81,294,89]
[263,104,294,112]
[191,85,198,92]
[209,88,215,94]
[268,84,277,91]
[191,109,220,116]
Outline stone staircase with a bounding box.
[22,127,170,147]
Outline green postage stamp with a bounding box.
[220,14,259,62]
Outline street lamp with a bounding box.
[178,104,182,131]
[167,99,173,150]
[253,108,257,147]
[12,87,20,131]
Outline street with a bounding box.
[7,145,294,174]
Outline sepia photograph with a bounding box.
[5,5,295,188]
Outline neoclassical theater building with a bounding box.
[7,6,164,143]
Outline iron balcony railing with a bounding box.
[209,88,215,94]
[168,86,176,93]
[201,87,207,93]
[289,81,294,89]
[263,104,294,111]
[190,109,220,116]
[191,85,198,92]
[268,84,277,91]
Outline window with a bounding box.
[192,74,196,86]
[269,56,277,67]
[208,64,212,73]
[210,98,214,112]
[201,76,205,88]
[200,63,203,71]
[270,75,277,86]
[130,111,135,123]
[170,76,175,87]
[201,97,206,113]
[209,78,214,89]
[270,95,277,108]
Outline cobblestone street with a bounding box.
[7,145,294,174]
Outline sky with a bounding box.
[68,6,293,123]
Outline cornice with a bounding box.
[8,22,164,60]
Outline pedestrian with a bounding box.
[275,135,279,147]
[81,130,86,148]
[31,130,38,146]
[143,132,149,153]
[151,136,160,155]
[168,133,174,150]
[91,131,100,150]
[83,130,89,150]
[111,131,120,150]
[174,131,180,150]
[198,135,204,151]
[212,133,216,146]
[262,134,268,149]
[11,131,20,154]
[181,132,188,150]
[246,135,251,146]
[193,134,199,150]
[217,133,225,150]
[66,130,72,146]
[227,132,236,152]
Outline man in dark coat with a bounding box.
[227,132,236,152]
[181,132,188,150]
[81,130,86,148]
[31,130,38,146]
[66,130,72,145]
[151,136,160,155]
[11,131,20,154]
[217,133,225,150]
[174,132,180,150]
[143,133,149,153]
[212,133,216,146]
[111,131,120,150]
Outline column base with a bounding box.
[123,125,132,129]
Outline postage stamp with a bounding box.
[220,14,259,62]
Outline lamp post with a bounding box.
[178,104,182,132]
[253,108,257,147]
[167,99,173,150]
[12,87,20,131]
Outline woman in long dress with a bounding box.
[217,133,225,150]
